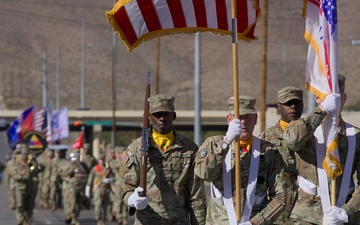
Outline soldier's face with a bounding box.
[239,114,257,140]
[277,99,303,123]
[149,111,176,134]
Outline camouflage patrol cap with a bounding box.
[115,146,126,153]
[277,87,303,104]
[106,144,115,153]
[338,74,346,94]
[228,95,257,115]
[148,94,175,114]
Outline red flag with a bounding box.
[20,106,35,138]
[106,0,260,51]
[72,131,84,149]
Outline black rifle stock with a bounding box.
[139,69,150,197]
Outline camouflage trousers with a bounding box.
[112,185,128,223]
[49,180,62,209]
[15,185,36,224]
[8,186,16,209]
[63,184,84,221]
[93,187,111,220]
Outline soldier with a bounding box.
[38,148,54,209]
[49,149,66,211]
[82,143,97,171]
[106,145,117,222]
[282,75,360,224]
[59,150,89,225]
[11,144,38,225]
[112,146,128,225]
[86,153,115,225]
[120,94,206,224]
[259,87,303,224]
[5,145,21,210]
[195,95,286,224]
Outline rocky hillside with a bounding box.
[0,0,359,111]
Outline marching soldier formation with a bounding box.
[5,75,360,225]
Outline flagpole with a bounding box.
[231,0,242,222]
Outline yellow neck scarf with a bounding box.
[152,130,174,151]
[239,136,253,153]
[279,120,289,131]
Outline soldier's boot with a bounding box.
[122,217,129,225]
[9,204,16,210]
[108,211,114,221]
[65,217,72,224]
[97,219,105,225]
[71,217,80,225]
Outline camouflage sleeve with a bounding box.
[186,143,207,225]
[342,131,360,216]
[86,168,95,186]
[194,135,228,182]
[119,140,142,205]
[251,147,286,224]
[282,107,326,152]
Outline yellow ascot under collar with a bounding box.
[239,136,253,153]
[152,130,174,152]
[279,120,289,131]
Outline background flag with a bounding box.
[72,130,84,149]
[51,107,69,141]
[304,0,341,178]
[106,0,260,51]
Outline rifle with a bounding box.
[139,69,150,197]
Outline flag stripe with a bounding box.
[167,0,186,28]
[106,0,260,51]
[114,6,138,45]
[193,0,207,28]
[138,0,161,32]
[216,0,228,30]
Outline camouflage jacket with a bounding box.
[194,135,285,225]
[120,129,206,225]
[282,107,360,224]
[260,121,298,224]
[82,154,97,171]
[87,164,114,192]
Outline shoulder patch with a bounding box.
[198,148,207,158]
[120,152,129,164]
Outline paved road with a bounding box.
[0,181,135,225]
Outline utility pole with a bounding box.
[81,16,86,109]
[56,46,61,110]
[43,48,48,107]
[260,0,268,132]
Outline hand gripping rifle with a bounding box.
[139,69,150,197]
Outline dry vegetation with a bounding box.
[0,0,359,111]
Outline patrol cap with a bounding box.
[277,87,303,104]
[106,144,115,152]
[338,74,345,94]
[228,95,257,116]
[115,146,126,153]
[148,94,175,114]
[83,143,91,149]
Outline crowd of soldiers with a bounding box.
[5,142,129,225]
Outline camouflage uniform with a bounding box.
[58,150,89,225]
[87,155,115,225]
[38,149,53,209]
[11,146,38,225]
[82,143,97,171]
[5,148,20,210]
[259,87,304,224]
[120,94,206,225]
[195,95,286,225]
[282,107,360,224]
[112,146,128,225]
[49,150,65,210]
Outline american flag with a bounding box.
[304,0,341,179]
[106,0,260,51]
[35,107,52,143]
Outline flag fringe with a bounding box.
[305,82,328,100]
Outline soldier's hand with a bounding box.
[323,206,348,225]
[320,93,341,114]
[128,187,149,210]
[226,118,242,142]
[239,222,252,225]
